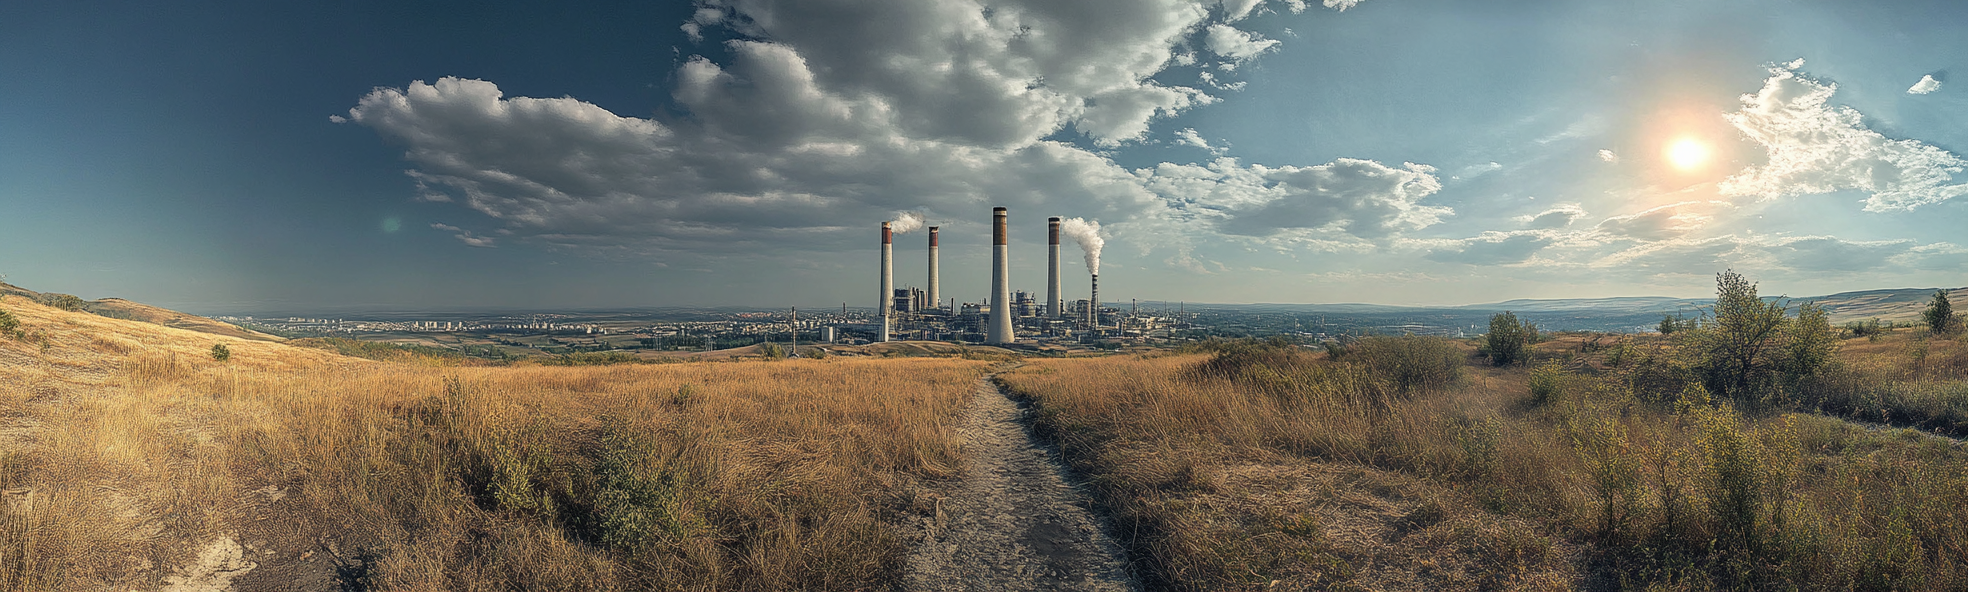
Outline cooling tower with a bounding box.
[1048,217,1062,318]
[879,221,892,343]
[1089,273,1100,330]
[987,208,1014,344]
[927,226,940,311]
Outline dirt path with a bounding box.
[902,370,1136,592]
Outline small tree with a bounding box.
[1778,302,1838,378]
[1486,311,1536,366]
[1691,270,1789,405]
[759,342,785,360]
[0,308,19,339]
[1924,289,1955,335]
[210,343,232,362]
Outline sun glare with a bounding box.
[1665,137,1711,171]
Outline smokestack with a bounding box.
[880,222,893,343]
[1089,274,1100,330]
[987,207,1014,344]
[1047,217,1062,318]
[927,226,940,311]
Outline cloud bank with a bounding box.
[1720,61,1968,211]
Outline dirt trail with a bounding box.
[902,370,1136,592]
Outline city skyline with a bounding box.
[4,0,1965,314]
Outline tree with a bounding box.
[1486,311,1536,366]
[1924,289,1955,335]
[210,343,232,362]
[1691,271,1790,404]
[1778,302,1838,378]
[1659,314,1678,335]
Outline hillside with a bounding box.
[0,281,283,343]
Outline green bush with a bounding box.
[1844,318,1885,340]
[1687,271,1790,406]
[1925,289,1956,336]
[0,308,18,339]
[210,343,231,362]
[36,293,83,311]
[1350,334,1463,394]
[760,342,786,360]
[1485,311,1537,366]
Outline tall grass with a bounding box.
[0,296,992,590]
[1000,336,1968,591]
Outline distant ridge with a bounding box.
[1137,286,1967,324]
[0,281,285,342]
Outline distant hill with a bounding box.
[0,282,285,342]
[1141,286,1968,331]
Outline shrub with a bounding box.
[209,343,231,362]
[1485,312,1537,366]
[1688,270,1790,406]
[1777,302,1837,379]
[1845,318,1885,340]
[0,309,18,339]
[36,293,84,311]
[1924,289,1955,335]
[1527,362,1567,407]
[1351,334,1463,394]
[760,342,786,360]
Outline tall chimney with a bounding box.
[987,207,1014,344]
[1089,273,1100,330]
[927,226,940,311]
[1047,217,1062,318]
[879,221,893,343]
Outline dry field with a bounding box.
[998,335,1968,591]
[0,294,991,591]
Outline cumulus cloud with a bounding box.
[431,223,496,248]
[1593,201,1729,241]
[1423,231,1554,265]
[1174,128,1226,155]
[1142,158,1446,238]
[1204,24,1280,61]
[1908,74,1942,95]
[342,0,1425,260]
[1322,0,1366,10]
[1598,149,1618,163]
[1719,61,1968,211]
[1515,204,1586,229]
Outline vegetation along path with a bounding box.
[902,367,1137,592]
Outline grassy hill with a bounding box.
[0,290,993,591]
[0,281,283,343]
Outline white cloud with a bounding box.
[1719,62,1968,211]
[431,223,496,248]
[1598,149,1618,163]
[1218,0,1265,21]
[1140,158,1447,239]
[1423,231,1555,265]
[1323,0,1366,11]
[1204,24,1280,61]
[1908,74,1942,95]
[342,0,1398,262]
[1593,201,1729,241]
[1515,204,1586,229]
[1173,128,1226,155]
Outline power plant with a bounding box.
[1047,217,1062,318]
[847,207,1173,346]
[927,226,940,311]
[878,221,893,343]
[987,207,1014,344]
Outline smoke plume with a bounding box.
[889,211,926,234]
[1058,217,1105,275]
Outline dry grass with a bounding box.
[999,338,1968,591]
[0,294,991,591]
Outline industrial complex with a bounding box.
[861,207,1171,347]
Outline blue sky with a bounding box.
[3,0,1964,313]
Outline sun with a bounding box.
[1665,137,1711,171]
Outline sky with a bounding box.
[3,0,1965,314]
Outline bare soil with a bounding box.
[900,370,1137,591]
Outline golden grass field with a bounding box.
[6,286,1968,591]
[998,334,1968,591]
[0,293,991,591]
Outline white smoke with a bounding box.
[889,211,926,234]
[1058,217,1105,275]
